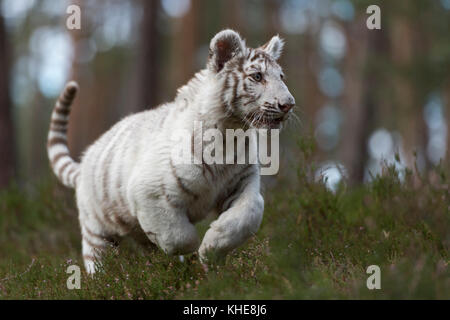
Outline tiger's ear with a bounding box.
[208,29,244,73]
[261,35,284,60]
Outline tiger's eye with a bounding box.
[252,72,262,82]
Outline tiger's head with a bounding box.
[208,29,295,129]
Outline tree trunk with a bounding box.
[0,14,15,188]
[444,81,450,162]
[138,0,160,111]
[168,0,199,96]
[390,17,426,170]
[225,0,247,36]
[339,16,372,184]
[263,0,281,39]
[67,1,123,159]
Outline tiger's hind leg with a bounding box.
[80,222,119,274]
[78,202,120,274]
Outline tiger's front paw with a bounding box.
[198,229,227,265]
[198,247,226,265]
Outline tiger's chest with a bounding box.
[175,163,251,223]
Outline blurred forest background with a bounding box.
[0,0,449,190]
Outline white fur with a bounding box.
[48,30,295,273]
[262,35,284,60]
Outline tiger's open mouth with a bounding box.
[243,109,292,129]
[258,113,289,129]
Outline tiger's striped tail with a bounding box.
[47,81,80,189]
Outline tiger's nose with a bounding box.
[278,102,295,113]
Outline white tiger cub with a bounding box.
[47,30,295,274]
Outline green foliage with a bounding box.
[0,155,448,299]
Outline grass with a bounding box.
[0,140,448,299]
